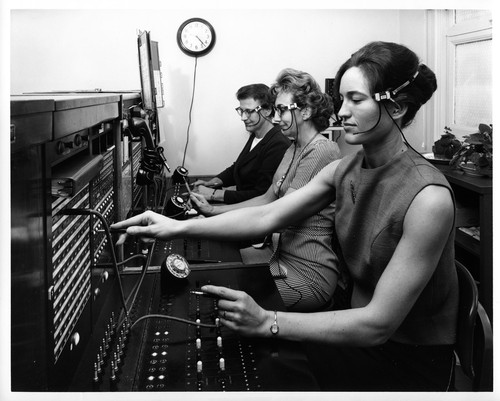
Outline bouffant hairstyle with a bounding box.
[334,41,437,128]
[270,68,334,132]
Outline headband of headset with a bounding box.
[372,69,420,103]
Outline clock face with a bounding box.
[177,18,216,57]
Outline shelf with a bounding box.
[435,165,492,195]
[433,162,492,320]
[455,228,480,257]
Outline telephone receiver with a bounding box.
[126,115,165,185]
[128,117,155,149]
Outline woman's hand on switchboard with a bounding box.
[110,210,180,242]
[200,285,273,337]
[189,192,215,216]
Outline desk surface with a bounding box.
[435,164,492,194]
[69,264,319,391]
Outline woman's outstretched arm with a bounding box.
[111,160,339,242]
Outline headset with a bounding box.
[352,70,419,135]
[241,105,263,128]
[372,69,419,104]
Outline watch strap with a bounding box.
[270,310,279,336]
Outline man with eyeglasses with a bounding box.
[192,84,290,204]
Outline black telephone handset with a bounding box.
[128,117,155,149]
[126,116,164,185]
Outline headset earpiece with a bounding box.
[373,69,420,104]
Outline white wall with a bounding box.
[398,9,431,153]
[11,9,429,175]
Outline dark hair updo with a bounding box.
[271,68,334,132]
[334,41,437,128]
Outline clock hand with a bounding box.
[195,35,206,48]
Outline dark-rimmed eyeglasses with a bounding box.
[235,106,262,117]
[272,103,299,117]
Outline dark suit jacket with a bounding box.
[216,125,290,204]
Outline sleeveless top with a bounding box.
[333,148,458,345]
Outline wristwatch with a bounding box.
[270,310,279,336]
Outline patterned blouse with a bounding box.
[269,136,341,311]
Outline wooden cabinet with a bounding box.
[436,165,493,320]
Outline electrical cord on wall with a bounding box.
[181,56,198,168]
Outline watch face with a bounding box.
[177,18,216,56]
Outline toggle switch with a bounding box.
[69,332,80,351]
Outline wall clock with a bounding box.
[177,18,216,57]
